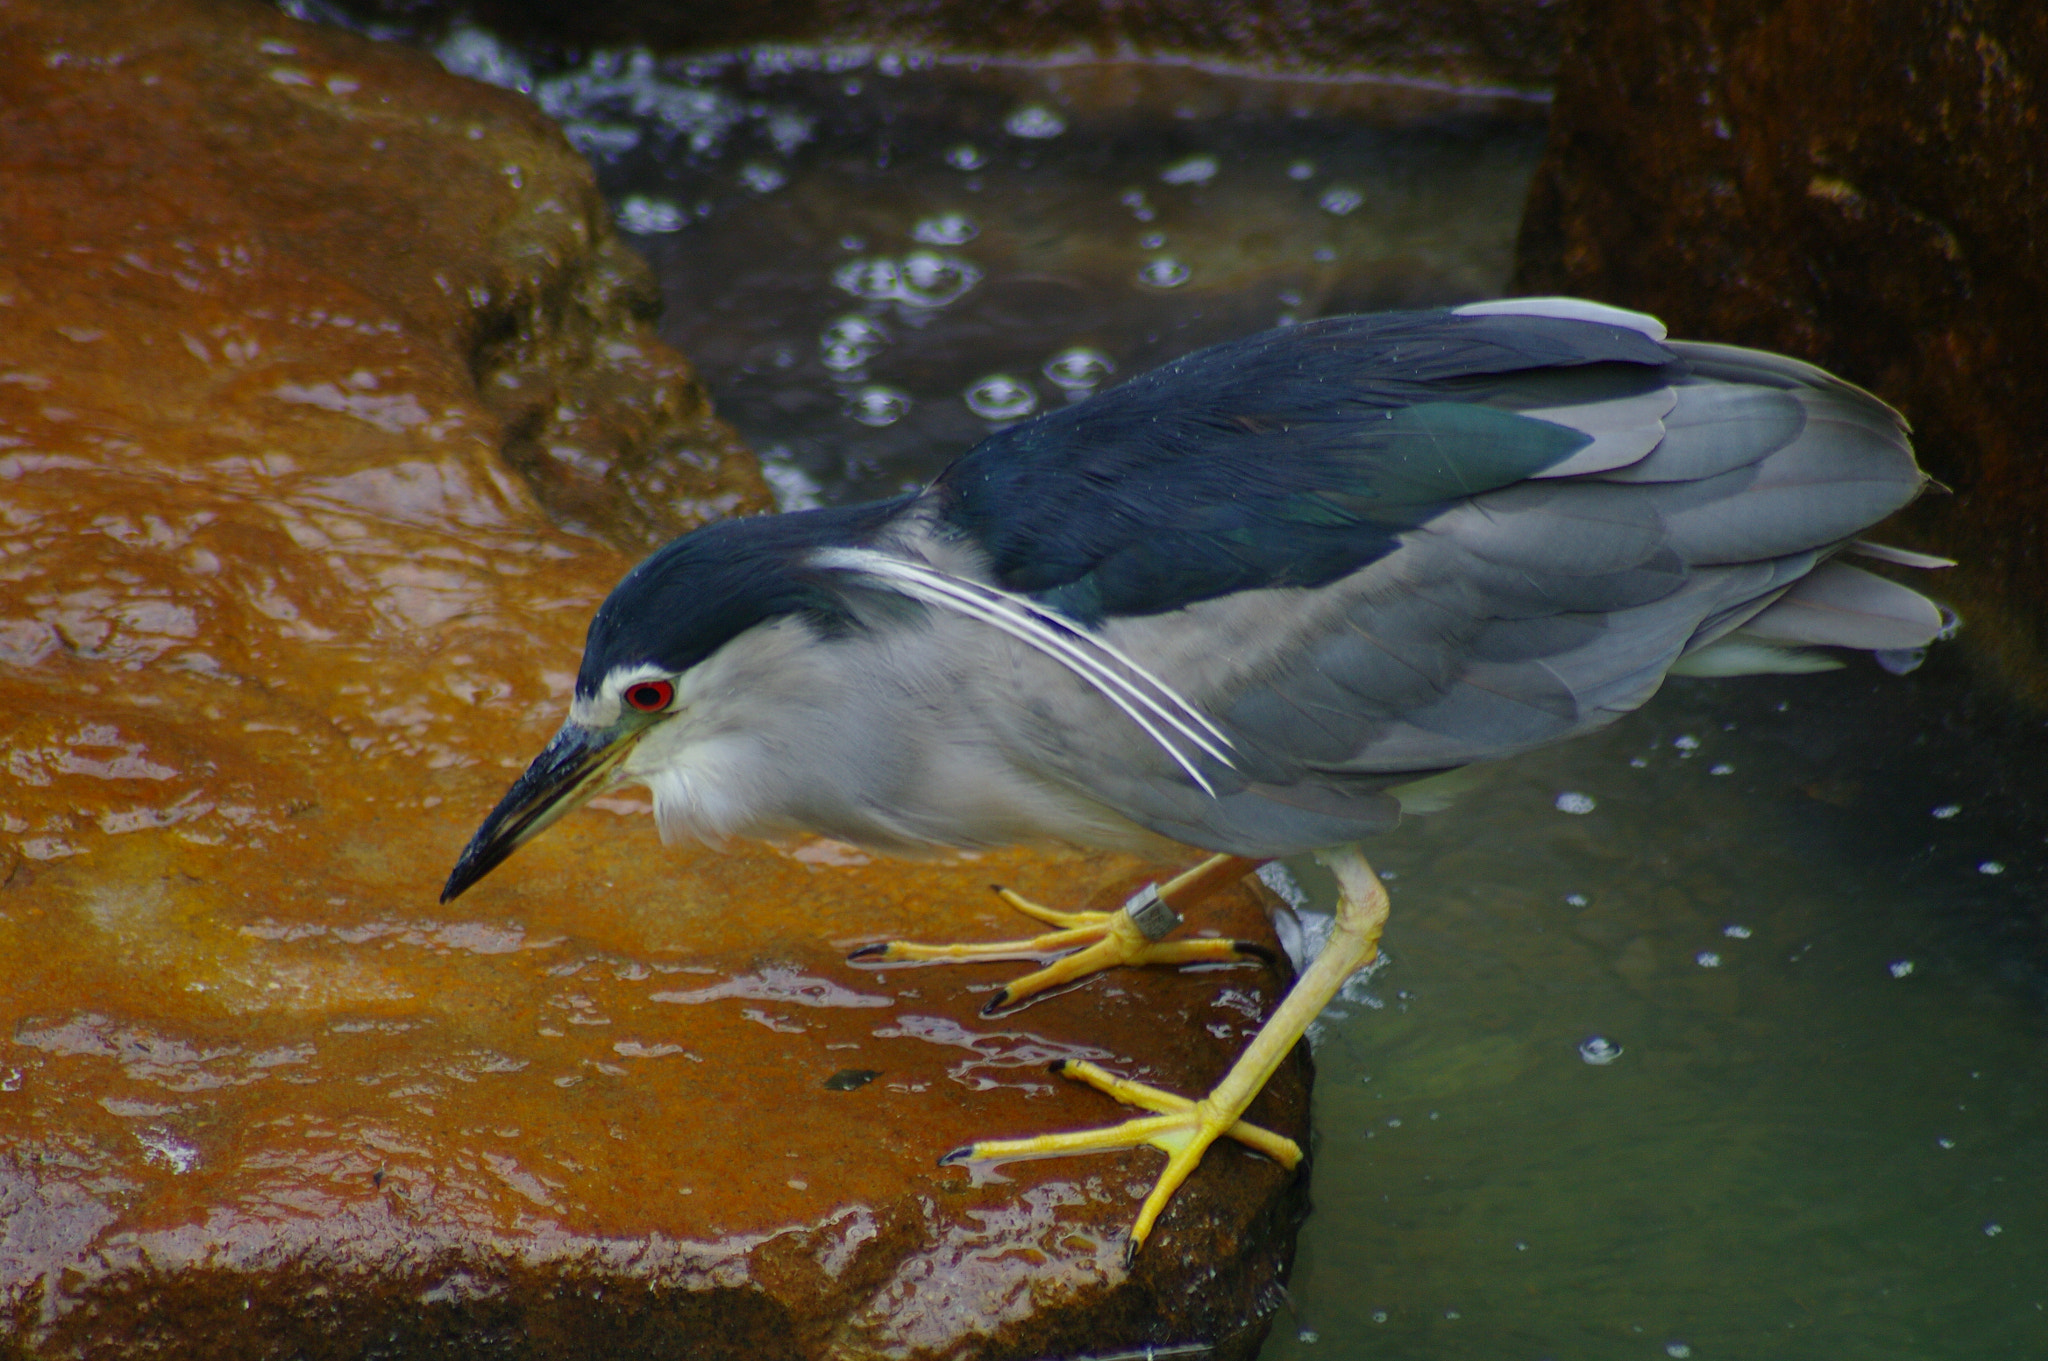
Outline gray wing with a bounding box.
[1013,344,1938,857]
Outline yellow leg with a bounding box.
[848,853,1272,1014]
[943,845,1391,1261]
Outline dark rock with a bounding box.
[0,1,1306,1356]
[1516,0,2048,697]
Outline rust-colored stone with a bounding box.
[0,1,1305,1356]
[1515,0,2048,696]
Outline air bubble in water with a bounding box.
[896,251,981,306]
[616,195,688,233]
[819,314,888,372]
[1319,185,1364,215]
[1137,257,1191,288]
[965,375,1039,421]
[846,386,910,427]
[912,211,977,246]
[738,162,787,193]
[1160,154,1218,185]
[1578,1036,1622,1065]
[1004,104,1066,138]
[1042,347,1115,392]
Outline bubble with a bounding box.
[1371,1311,1388,1324]
[833,253,982,308]
[1876,647,1926,674]
[944,143,986,170]
[833,257,901,301]
[1555,792,1597,815]
[1889,960,1915,978]
[738,161,787,193]
[1137,257,1191,288]
[1709,763,1734,775]
[1937,1136,1955,1149]
[1313,246,1336,262]
[1985,1222,2004,1236]
[1978,860,2006,875]
[912,211,978,245]
[1723,924,1752,939]
[1319,185,1365,215]
[1139,231,1167,250]
[1578,1035,1622,1065]
[1288,159,1316,180]
[819,314,888,372]
[1674,734,1700,750]
[1932,803,1961,819]
[1043,347,1115,392]
[1004,104,1066,139]
[846,386,911,427]
[1565,893,1588,907]
[1629,756,1649,768]
[616,195,688,233]
[1666,1345,1693,1359]
[965,374,1039,421]
[1696,951,1722,968]
[897,251,982,306]
[1159,154,1218,185]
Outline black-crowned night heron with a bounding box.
[443,298,1946,1258]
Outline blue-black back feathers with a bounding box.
[934,309,1675,622]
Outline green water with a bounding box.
[1265,665,2047,1359]
[419,32,2047,1358]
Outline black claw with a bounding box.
[1233,941,1280,967]
[938,1145,975,1166]
[979,990,1014,1017]
[1046,1059,1069,1074]
[987,883,1007,895]
[1121,1236,1140,1270]
[846,942,889,961]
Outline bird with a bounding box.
[442,297,1947,1260]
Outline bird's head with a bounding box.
[439,498,913,903]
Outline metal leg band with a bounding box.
[1123,883,1182,941]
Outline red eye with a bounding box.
[623,680,674,713]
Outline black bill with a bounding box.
[441,722,640,903]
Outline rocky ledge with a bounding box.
[0,1,1306,1357]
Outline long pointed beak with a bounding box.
[441,722,643,903]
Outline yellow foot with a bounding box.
[939,844,1392,1261]
[847,854,1272,1015]
[942,1057,1302,1264]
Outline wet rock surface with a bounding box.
[1515,0,2048,695]
[0,1,1306,1357]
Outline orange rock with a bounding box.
[0,2,1305,1356]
